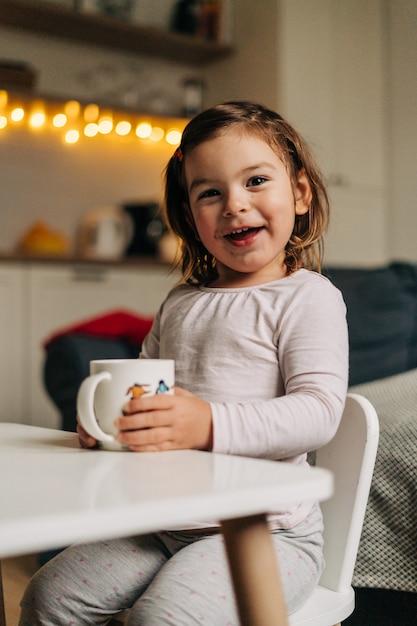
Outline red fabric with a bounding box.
[43,309,154,349]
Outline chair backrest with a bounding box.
[316,392,379,593]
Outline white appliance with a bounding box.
[78,206,133,260]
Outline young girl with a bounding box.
[20,101,348,625]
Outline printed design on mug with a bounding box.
[156,379,170,394]
[126,380,171,399]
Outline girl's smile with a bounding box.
[223,225,265,248]
[185,129,312,287]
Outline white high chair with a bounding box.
[289,392,379,625]
[110,392,379,626]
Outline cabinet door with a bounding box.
[29,263,177,428]
[281,0,385,188]
[279,0,387,265]
[0,264,26,423]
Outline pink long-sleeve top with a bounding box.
[140,268,349,528]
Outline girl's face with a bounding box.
[184,129,312,287]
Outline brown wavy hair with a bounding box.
[164,101,329,285]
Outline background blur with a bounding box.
[0,0,416,267]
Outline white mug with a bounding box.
[77,359,175,451]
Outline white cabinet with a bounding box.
[280,0,385,189]
[0,265,26,423]
[0,261,177,428]
[278,0,387,266]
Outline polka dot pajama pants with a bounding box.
[19,505,324,625]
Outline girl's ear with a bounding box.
[294,170,312,215]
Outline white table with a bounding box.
[0,423,333,626]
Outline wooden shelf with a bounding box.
[0,0,233,66]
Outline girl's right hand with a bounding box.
[76,415,98,449]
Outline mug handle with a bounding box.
[76,371,116,443]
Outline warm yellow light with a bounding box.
[65,129,80,144]
[64,100,80,118]
[11,107,25,122]
[2,92,188,148]
[84,122,99,137]
[115,120,131,136]
[98,116,113,134]
[166,129,182,145]
[84,103,99,122]
[135,122,152,139]
[53,113,67,128]
[149,126,164,142]
[0,90,8,109]
[29,111,46,128]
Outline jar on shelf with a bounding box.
[171,0,201,36]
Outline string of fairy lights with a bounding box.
[0,90,185,146]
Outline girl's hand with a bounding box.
[114,387,213,453]
[76,416,98,449]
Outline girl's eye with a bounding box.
[248,176,267,187]
[198,188,220,200]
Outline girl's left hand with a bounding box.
[114,387,213,452]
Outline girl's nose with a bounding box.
[223,192,250,217]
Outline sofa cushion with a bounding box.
[324,263,417,385]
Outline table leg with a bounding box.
[0,560,6,626]
[221,513,288,626]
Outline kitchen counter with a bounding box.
[0,252,172,268]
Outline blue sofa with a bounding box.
[44,334,140,432]
[324,262,417,386]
